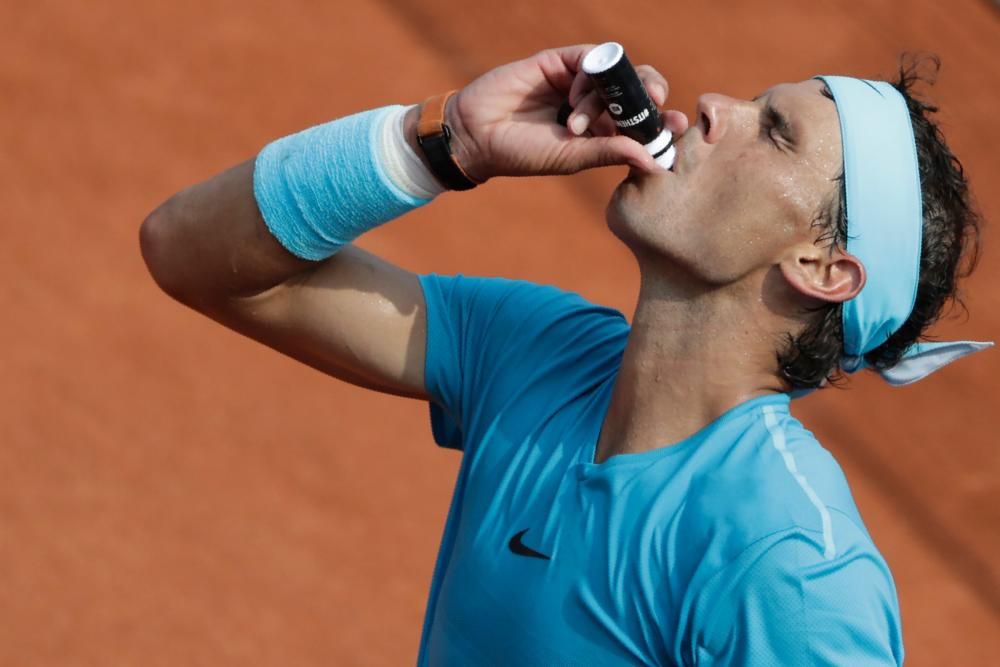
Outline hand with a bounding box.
[444,44,689,182]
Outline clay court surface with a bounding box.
[2,0,998,664]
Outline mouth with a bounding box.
[667,136,681,173]
[625,166,673,187]
[663,133,685,175]
[670,121,708,174]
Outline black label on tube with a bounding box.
[586,50,663,145]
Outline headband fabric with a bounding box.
[812,75,991,385]
[817,76,922,356]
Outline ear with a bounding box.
[779,243,866,304]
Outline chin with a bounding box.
[607,208,666,263]
[605,189,639,246]
[607,183,668,242]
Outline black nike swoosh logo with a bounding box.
[508,529,551,561]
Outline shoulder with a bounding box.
[681,403,869,572]
[673,404,903,662]
[688,525,903,666]
[419,273,631,377]
[419,273,627,332]
[420,274,630,449]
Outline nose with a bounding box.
[695,93,754,144]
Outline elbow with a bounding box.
[139,198,197,305]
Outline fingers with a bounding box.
[588,113,619,138]
[534,44,598,95]
[597,136,663,173]
[556,43,599,74]
[566,90,607,136]
[662,110,690,136]
[562,135,664,175]
[568,70,593,107]
[565,62,672,137]
[635,65,669,106]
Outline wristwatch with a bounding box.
[416,91,480,191]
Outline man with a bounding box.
[140,44,985,665]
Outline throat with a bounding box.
[592,289,784,464]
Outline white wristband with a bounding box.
[379,105,446,200]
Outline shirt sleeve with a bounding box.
[691,532,904,667]
[418,273,629,451]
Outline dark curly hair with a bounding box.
[778,56,983,390]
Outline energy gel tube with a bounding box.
[582,42,675,169]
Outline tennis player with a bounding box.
[140,44,987,665]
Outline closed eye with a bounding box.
[762,105,793,147]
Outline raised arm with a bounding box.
[139,45,674,400]
[140,152,432,398]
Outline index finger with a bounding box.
[635,64,669,106]
[533,43,598,95]
[568,69,593,107]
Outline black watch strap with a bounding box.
[416,91,480,191]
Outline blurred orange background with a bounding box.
[1,0,997,664]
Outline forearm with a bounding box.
[140,40,661,308]
[140,103,467,307]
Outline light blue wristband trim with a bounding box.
[253,105,431,261]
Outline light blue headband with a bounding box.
[814,75,991,385]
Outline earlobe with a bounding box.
[779,245,866,304]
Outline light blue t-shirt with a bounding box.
[416,274,904,666]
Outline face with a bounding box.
[607,79,843,286]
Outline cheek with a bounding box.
[698,166,801,271]
[771,172,810,235]
[730,156,827,247]
[773,170,834,242]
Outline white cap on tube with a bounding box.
[582,42,625,75]
[647,129,676,170]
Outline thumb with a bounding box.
[561,135,663,174]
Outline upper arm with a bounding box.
[141,159,430,400]
[208,245,430,400]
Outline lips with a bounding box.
[669,122,708,174]
[626,166,644,181]
[668,134,687,174]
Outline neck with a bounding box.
[595,267,786,464]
